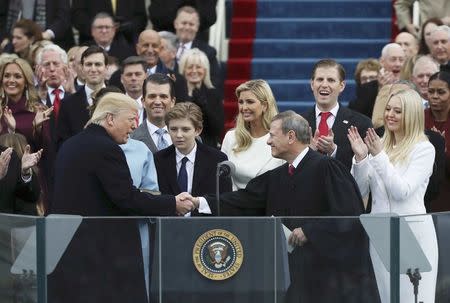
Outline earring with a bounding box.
[25,87,29,100]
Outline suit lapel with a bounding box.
[166,147,181,194]
[191,145,205,195]
[332,106,351,145]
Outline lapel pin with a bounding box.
[343,120,349,124]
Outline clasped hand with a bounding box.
[310,128,336,155]
[175,192,200,216]
[347,126,382,161]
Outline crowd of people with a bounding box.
[0,1,449,303]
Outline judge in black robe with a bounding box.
[207,111,380,303]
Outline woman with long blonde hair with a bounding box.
[348,89,438,303]
[0,57,52,145]
[221,79,284,190]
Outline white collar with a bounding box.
[315,102,339,119]
[175,143,197,164]
[291,147,309,168]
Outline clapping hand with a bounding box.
[316,128,337,155]
[364,128,382,156]
[347,126,368,162]
[0,147,13,180]
[3,107,16,132]
[21,145,43,175]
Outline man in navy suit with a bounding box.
[56,46,108,147]
[154,102,231,215]
[302,59,372,170]
[49,92,196,303]
[173,6,221,89]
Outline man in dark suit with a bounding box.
[199,111,379,303]
[48,92,197,303]
[302,59,373,170]
[86,12,135,63]
[71,0,147,45]
[154,102,231,215]
[173,5,221,88]
[109,29,189,101]
[56,46,108,147]
[0,0,74,50]
[132,73,176,153]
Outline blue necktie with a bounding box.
[155,128,168,150]
[178,157,188,192]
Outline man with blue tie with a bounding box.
[131,73,175,153]
[154,102,231,216]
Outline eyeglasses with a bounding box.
[93,25,114,30]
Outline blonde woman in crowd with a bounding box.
[348,89,438,303]
[221,79,284,190]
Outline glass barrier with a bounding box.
[5,212,450,302]
[0,213,39,303]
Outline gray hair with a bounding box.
[35,44,68,65]
[381,43,404,59]
[158,31,177,52]
[271,111,310,144]
[412,55,439,76]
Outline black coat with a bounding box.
[0,0,74,49]
[0,146,39,213]
[48,124,178,303]
[348,80,379,119]
[303,105,373,170]
[154,142,231,215]
[71,0,147,45]
[214,149,380,303]
[187,85,224,148]
[55,87,90,148]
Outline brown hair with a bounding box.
[165,101,203,130]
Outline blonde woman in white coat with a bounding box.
[347,89,438,303]
[221,80,284,190]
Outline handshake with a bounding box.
[175,193,200,216]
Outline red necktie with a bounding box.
[52,88,61,121]
[288,164,295,176]
[318,112,331,136]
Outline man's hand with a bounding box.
[309,128,319,151]
[377,68,396,87]
[21,145,43,175]
[288,227,308,247]
[317,129,337,155]
[175,192,196,216]
[0,147,13,180]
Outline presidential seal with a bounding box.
[193,229,244,280]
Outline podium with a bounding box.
[152,217,290,303]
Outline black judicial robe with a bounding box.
[216,149,381,303]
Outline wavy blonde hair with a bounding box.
[382,89,428,164]
[233,79,278,153]
[0,57,39,112]
[178,48,213,89]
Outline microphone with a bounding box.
[216,161,235,216]
[217,161,236,178]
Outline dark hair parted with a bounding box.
[311,59,346,82]
[81,45,109,65]
[120,56,148,74]
[429,71,450,87]
[142,73,176,100]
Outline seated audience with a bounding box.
[418,18,444,55]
